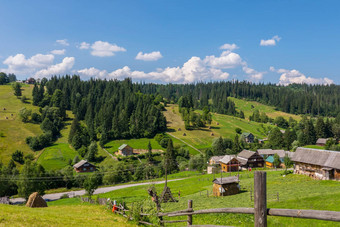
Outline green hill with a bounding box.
[0,84,42,163]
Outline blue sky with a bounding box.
[0,0,339,84]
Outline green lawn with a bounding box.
[104,138,164,154]
[303,145,325,150]
[0,84,42,164]
[36,143,78,171]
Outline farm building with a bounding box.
[237,150,264,168]
[73,160,96,173]
[212,176,240,196]
[118,144,133,156]
[241,132,254,143]
[316,138,329,146]
[207,165,219,174]
[219,155,240,172]
[292,147,340,181]
[208,156,225,165]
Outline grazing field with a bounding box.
[163,104,269,153]
[36,143,78,171]
[0,84,42,164]
[229,97,301,121]
[98,170,340,226]
[0,203,136,226]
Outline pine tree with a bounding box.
[146,141,153,163]
[68,117,80,143]
[315,117,326,138]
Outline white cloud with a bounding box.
[135,51,163,61]
[271,67,334,85]
[51,49,66,55]
[242,66,265,82]
[2,53,54,75]
[260,35,281,46]
[204,51,243,69]
[78,42,90,50]
[220,43,238,51]
[90,41,126,57]
[34,57,75,78]
[56,39,69,46]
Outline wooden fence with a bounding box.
[92,171,340,226]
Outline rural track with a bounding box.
[10,178,185,204]
[166,132,203,155]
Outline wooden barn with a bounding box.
[237,150,264,168]
[316,138,329,146]
[241,132,255,143]
[212,176,240,196]
[73,160,96,173]
[118,144,133,156]
[292,147,340,181]
[219,155,240,172]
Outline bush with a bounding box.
[12,150,24,164]
[235,128,242,134]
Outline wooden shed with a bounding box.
[118,144,133,156]
[212,176,240,196]
[316,138,329,146]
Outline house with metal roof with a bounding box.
[292,147,340,181]
[240,132,255,143]
[118,144,133,156]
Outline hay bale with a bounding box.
[3,108,5,110]
[178,128,181,131]
[183,133,186,136]
[5,117,8,120]
[211,132,214,136]
[11,114,13,116]
[26,192,47,208]
[216,122,219,125]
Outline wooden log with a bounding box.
[268,208,340,222]
[167,208,255,217]
[254,171,267,227]
[161,220,187,223]
[158,208,193,217]
[138,220,154,226]
[188,200,193,226]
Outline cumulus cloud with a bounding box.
[270,67,334,85]
[135,51,163,61]
[56,39,69,46]
[34,57,75,78]
[78,42,90,50]
[51,49,66,55]
[242,66,265,82]
[204,51,243,69]
[260,35,281,46]
[1,53,54,75]
[220,43,238,51]
[90,41,126,57]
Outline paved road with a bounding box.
[10,178,184,204]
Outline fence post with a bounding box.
[254,171,267,227]
[187,200,193,226]
[277,192,279,202]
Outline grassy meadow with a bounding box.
[0,84,42,164]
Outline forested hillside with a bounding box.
[137,81,340,116]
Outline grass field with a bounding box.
[0,202,136,226]
[0,84,42,164]
[303,145,325,150]
[105,138,164,154]
[229,97,301,121]
[97,170,340,226]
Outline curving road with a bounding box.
[10,178,184,204]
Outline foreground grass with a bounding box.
[0,202,136,227]
[0,84,42,164]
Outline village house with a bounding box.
[73,160,96,173]
[237,150,264,168]
[212,176,240,196]
[208,156,225,165]
[118,144,133,156]
[292,147,340,181]
[316,138,329,146]
[25,78,36,84]
[219,155,240,172]
[241,132,254,143]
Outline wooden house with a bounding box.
[118,144,133,156]
[73,160,96,173]
[292,147,340,181]
[25,78,36,84]
[208,156,225,165]
[316,138,329,146]
[212,176,240,196]
[219,155,240,172]
[237,150,264,168]
[241,132,254,143]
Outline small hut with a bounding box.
[26,192,47,208]
[212,176,239,197]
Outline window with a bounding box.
[83,168,86,171]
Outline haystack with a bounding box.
[183,133,186,136]
[178,128,182,131]
[26,192,47,208]
[211,132,214,136]
[216,122,219,125]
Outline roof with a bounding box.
[118,144,129,150]
[316,138,329,144]
[266,156,274,163]
[213,176,239,185]
[210,156,225,163]
[241,132,253,138]
[73,160,95,169]
[219,155,239,164]
[257,149,286,158]
[238,150,256,159]
[292,147,340,169]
